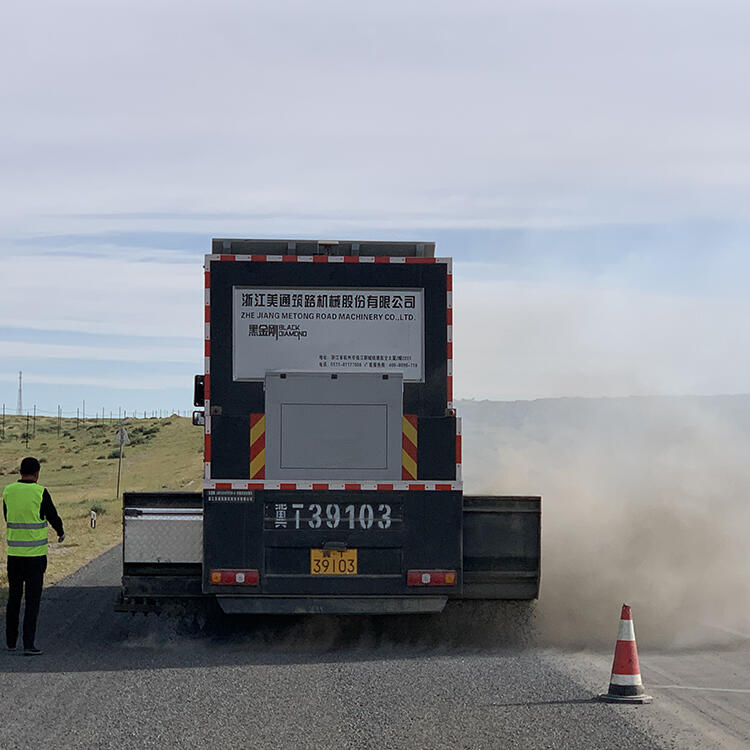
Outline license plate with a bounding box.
[310,549,357,575]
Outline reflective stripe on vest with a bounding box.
[3,481,48,557]
[7,522,47,529]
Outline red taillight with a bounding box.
[209,569,259,586]
[407,570,457,586]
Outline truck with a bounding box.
[116,239,541,616]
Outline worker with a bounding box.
[3,456,65,656]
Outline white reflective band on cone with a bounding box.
[610,674,644,686]
[617,619,636,641]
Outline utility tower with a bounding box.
[16,371,23,415]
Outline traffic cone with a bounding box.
[599,604,652,704]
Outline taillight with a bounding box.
[209,569,259,586]
[407,570,457,586]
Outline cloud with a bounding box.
[2,2,749,407]
[0,251,202,339]
[0,369,189,392]
[0,341,198,364]
[3,228,749,406]
[453,276,750,399]
[2,1,750,232]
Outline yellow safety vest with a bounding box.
[3,481,48,557]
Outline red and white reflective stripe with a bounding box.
[455,417,462,481]
[203,261,212,484]
[206,254,450,265]
[445,262,453,409]
[203,479,462,491]
[204,260,212,378]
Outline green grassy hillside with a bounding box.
[0,415,203,599]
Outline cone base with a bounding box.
[598,693,653,704]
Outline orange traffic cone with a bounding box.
[599,604,652,704]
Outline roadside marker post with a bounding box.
[114,425,130,500]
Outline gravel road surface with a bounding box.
[1,547,747,749]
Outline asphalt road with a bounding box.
[1,548,748,749]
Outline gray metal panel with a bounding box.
[281,404,387,470]
[213,238,435,257]
[265,372,403,480]
[123,509,203,564]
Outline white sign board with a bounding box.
[232,287,424,382]
[113,427,130,446]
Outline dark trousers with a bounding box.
[6,555,47,649]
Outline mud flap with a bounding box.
[461,496,541,600]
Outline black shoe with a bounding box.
[23,647,43,656]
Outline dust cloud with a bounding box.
[127,395,750,656]
[460,395,750,650]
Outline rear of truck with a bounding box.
[118,239,540,616]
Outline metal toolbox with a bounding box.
[123,493,203,564]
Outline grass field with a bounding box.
[0,414,203,602]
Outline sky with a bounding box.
[1,0,749,416]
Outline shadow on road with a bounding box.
[1,580,540,675]
[483,698,597,708]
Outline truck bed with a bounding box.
[117,491,540,614]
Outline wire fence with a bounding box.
[0,403,193,444]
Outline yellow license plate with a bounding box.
[310,548,357,575]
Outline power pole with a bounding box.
[115,424,130,500]
[16,371,23,415]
